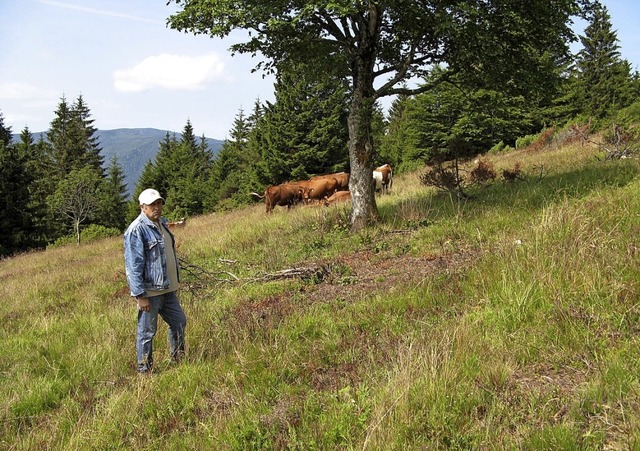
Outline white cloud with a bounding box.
[113,53,226,93]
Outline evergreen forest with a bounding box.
[1,1,639,257]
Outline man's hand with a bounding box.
[137,297,151,312]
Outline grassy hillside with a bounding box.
[3,137,640,449]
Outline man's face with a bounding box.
[141,199,163,222]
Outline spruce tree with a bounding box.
[164,120,212,217]
[47,95,105,176]
[207,108,254,210]
[255,69,349,184]
[379,95,421,172]
[97,156,128,231]
[47,95,76,177]
[133,131,178,206]
[576,2,634,119]
[73,95,105,174]
[0,118,34,255]
[129,160,159,221]
[28,134,59,245]
[0,112,12,145]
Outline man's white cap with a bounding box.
[138,188,164,205]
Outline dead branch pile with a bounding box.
[178,256,331,292]
[178,257,239,291]
[251,265,331,282]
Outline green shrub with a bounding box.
[615,99,640,128]
[515,134,537,149]
[488,141,506,154]
[48,224,121,248]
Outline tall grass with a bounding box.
[3,140,640,449]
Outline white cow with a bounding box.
[373,164,393,194]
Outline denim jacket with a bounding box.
[124,213,179,297]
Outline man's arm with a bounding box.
[124,228,147,298]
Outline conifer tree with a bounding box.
[164,120,213,217]
[97,156,128,231]
[378,95,421,172]
[47,95,105,176]
[131,132,178,213]
[207,108,255,210]
[255,69,349,184]
[72,95,105,174]
[129,159,160,221]
[0,117,34,255]
[27,134,59,245]
[46,96,76,177]
[576,2,634,119]
[0,112,12,145]
[131,122,214,218]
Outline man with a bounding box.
[124,188,187,374]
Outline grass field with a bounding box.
[3,138,640,449]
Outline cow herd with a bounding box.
[251,164,393,213]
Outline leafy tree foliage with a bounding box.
[48,166,104,245]
[169,0,590,230]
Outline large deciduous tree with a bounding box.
[168,0,589,230]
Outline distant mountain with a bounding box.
[12,128,224,197]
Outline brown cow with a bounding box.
[373,164,393,194]
[324,190,351,206]
[251,182,305,213]
[302,177,339,204]
[310,172,349,191]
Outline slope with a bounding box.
[2,135,640,449]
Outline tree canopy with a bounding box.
[169,0,592,230]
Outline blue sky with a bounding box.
[0,0,638,140]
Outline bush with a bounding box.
[48,224,121,248]
[515,134,537,149]
[82,224,121,241]
[614,100,640,129]
[488,141,506,154]
[502,161,523,182]
[469,159,497,185]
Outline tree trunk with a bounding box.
[348,93,380,231]
[348,15,381,232]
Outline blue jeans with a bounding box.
[137,291,187,373]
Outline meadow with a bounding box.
[3,136,640,449]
